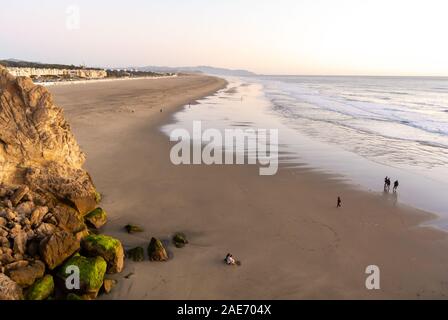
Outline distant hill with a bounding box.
[135,65,256,77]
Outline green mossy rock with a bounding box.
[126,247,145,262]
[94,191,102,204]
[26,275,54,300]
[66,293,83,300]
[147,237,168,261]
[58,254,107,298]
[81,234,124,273]
[172,232,188,248]
[84,207,107,229]
[124,224,144,234]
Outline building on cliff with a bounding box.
[6,67,107,79]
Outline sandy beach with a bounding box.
[48,74,448,300]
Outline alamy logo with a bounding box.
[66,5,80,30]
[65,265,80,290]
[365,265,380,290]
[169,121,279,175]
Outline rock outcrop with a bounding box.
[0,65,97,215]
[147,237,168,262]
[0,66,123,300]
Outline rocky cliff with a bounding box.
[0,65,123,300]
[0,65,97,214]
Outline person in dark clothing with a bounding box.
[385,177,391,192]
[337,196,342,208]
[393,180,399,192]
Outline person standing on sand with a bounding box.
[393,180,399,193]
[384,176,389,192]
[337,196,342,208]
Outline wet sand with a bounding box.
[49,74,448,299]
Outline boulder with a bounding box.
[30,206,49,226]
[5,260,29,271]
[57,254,107,298]
[35,222,57,239]
[0,217,6,227]
[26,274,54,300]
[10,186,29,207]
[7,260,45,287]
[13,230,27,255]
[39,231,80,269]
[84,207,107,229]
[75,228,90,242]
[124,224,144,234]
[0,253,15,265]
[15,201,35,216]
[126,247,145,262]
[0,227,8,237]
[52,204,86,234]
[102,278,117,294]
[0,273,23,300]
[172,232,189,248]
[81,234,124,273]
[66,293,83,300]
[147,237,168,262]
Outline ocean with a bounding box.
[162,75,448,230]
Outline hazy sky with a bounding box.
[1,0,448,75]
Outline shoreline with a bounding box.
[161,76,448,232]
[49,74,448,299]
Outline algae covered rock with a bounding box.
[124,224,144,234]
[81,234,124,273]
[172,232,188,248]
[126,247,144,262]
[84,207,107,229]
[57,254,107,298]
[147,237,168,261]
[94,191,102,204]
[26,274,54,300]
[66,293,83,300]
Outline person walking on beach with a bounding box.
[384,177,391,192]
[337,196,342,208]
[393,180,399,193]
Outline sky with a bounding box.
[1,0,448,76]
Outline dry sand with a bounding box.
[49,74,448,299]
